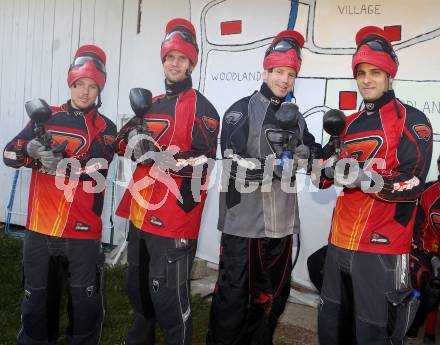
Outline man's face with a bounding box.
[263,66,296,98]
[70,77,99,110]
[163,50,192,83]
[355,63,391,102]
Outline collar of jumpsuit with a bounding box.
[260,81,285,110]
[67,99,96,117]
[165,76,193,97]
[363,89,395,114]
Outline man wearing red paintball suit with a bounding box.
[316,26,433,345]
[407,155,440,345]
[114,18,219,345]
[3,45,116,344]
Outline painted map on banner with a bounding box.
[187,0,440,287]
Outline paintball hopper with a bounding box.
[322,109,346,158]
[323,109,346,137]
[25,98,51,124]
[274,102,302,170]
[129,88,152,118]
[275,102,301,130]
[128,88,154,157]
[25,98,67,152]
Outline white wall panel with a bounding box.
[1,0,440,289]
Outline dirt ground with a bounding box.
[275,324,318,345]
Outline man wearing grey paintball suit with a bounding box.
[207,29,321,345]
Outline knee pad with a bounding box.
[126,263,154,318]
[318,296,357,345]
[68,280,104,336]
[386,288,420,343]
[356,319,388,343]
[318,297,341,336]
[20,287,59,342]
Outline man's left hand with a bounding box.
[39,150,63,172]
[344,167,370,189]
[293,144,310,160]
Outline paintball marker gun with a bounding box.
[323,109,346,158]
[25,98,66,153]
[275,102,302,167]
[128,88,153,155]
[129,88,152,129]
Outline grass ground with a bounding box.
[0,230,316,344]
[0,231,210,345]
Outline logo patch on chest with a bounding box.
[270,97,281,106]
[49,131,86,155]
[370,232,390,244]
[143,118,170,142]
[430,212,440,231]
[202,116,219,132]
[149,215,164,227]
[224,111,243,125]
[103,135,115,146]
[344,136,383,162]
[365,102,375,111]
[74,221,90,232]
[412,124,432,141]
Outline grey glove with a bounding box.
[39,149,63,171]
[431,256,440,278]
[26,138,46,159]
[127,129,157,164]
[345,166,370,189]
[293,144,310,160]
[322,155,337,179]
[154,146,179,172]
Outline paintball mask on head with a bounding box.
[160,18,199,67]
[352,26,398,78]
[263,30,304,75]
[67,45,107,91]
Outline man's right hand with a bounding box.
[25,138,46,159]
[431,256,440,277]
[322,154,338,179]
[127,129,157,164]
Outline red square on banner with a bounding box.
[221,20,242,35]
[384,25,402,42]
[339,91,357,110]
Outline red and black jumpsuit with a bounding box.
[408,179,440,339]
[317,90,433,345]
[114,77,219,345]
[3,101,116,344]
